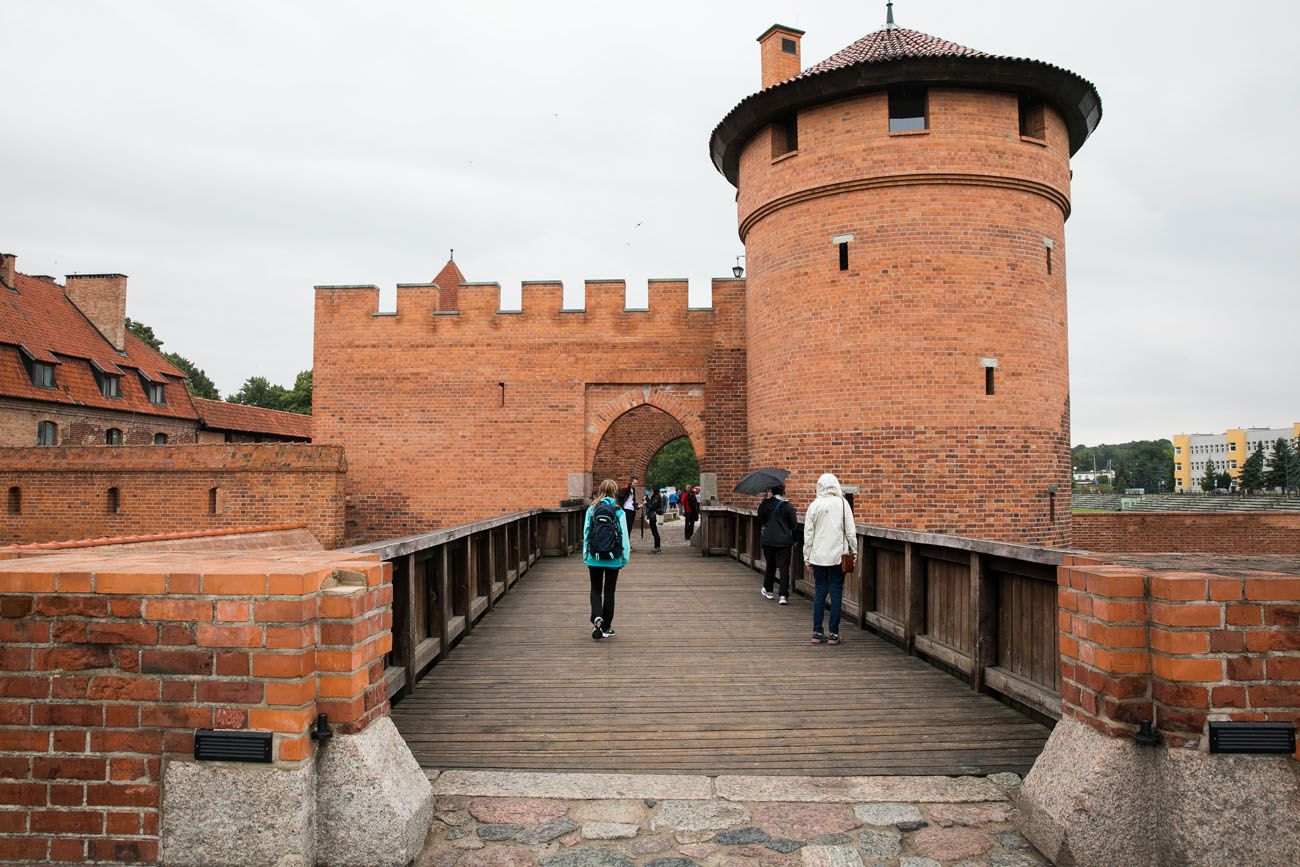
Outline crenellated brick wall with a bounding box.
[1072,511,1300,555]
[1058,555,1300,758]
[0,444,347,549]
[0,548,393,864]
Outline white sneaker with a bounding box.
[779,596,789,605]
[760,588,775,600]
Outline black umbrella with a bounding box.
[733,468,790,495]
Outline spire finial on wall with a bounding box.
[450,248,454,262]
[886,1,896,28]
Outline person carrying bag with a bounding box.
[802,472,858,645]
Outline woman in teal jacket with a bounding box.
[583,478,630,640]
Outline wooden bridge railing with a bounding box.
[701,505,1065,720]
[348,505,586,700]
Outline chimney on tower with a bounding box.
[757,24,804,90]
[65,273,129,351]
[0,253,15,290]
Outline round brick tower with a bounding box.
[710,18,1101,545]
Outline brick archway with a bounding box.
[588,388,706,488]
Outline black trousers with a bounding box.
[763,545,792,597]
[589,566,620,627]
[624,510,636,544]
[684,513,696,540]
[648,515,661,549]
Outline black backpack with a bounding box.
[587,502,623,559]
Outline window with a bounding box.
[889,86,927,132]
[209,487,220,515]
[1176,463,1182,472]
[1175,447,1181,455]
[1019,94,1046,139]
[1230,460,1238,469]
[838,242,850,271]
[97,373,121,398]
[106,428,122,445]
[153,433,168,445]
[771,115,798,157]
[7,487,19,515]
[780,38,796,54]
[107,487,120,514]
[985,367,996,395]
[148,382,166,405]
[1229,442,1237,451]
[37,421,57,446]
[29,360,56,389]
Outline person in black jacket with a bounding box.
[758,484,798,604]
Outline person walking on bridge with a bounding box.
[644,487,663,554]
[617,478,639,550]
[584,478,630,640]
[682,484,699,541]
[803,473,857,646]
[758,484,797,604]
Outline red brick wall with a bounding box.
[0,548,392,864]
[737,88,1074,545]
[0,401,198,448]
[0,445,347,549]
[1058,556,1300,758]
[313,278,748,543]
[1073,512,1300,555]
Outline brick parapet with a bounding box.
[0,549,393,864]
[1072,511,1300,555]
[1058,555,1300,758]
[0,444,347,549]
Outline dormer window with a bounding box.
[28,360,56,389]
[1019,94,1046,140]
[772,114,798,158]
[148,382,166,405]
[97,371,121,398]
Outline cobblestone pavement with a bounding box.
[415,772,1047,867]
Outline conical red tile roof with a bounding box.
[798,27,986,79]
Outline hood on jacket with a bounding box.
[815,473,843,498]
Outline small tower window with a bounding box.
[839,242,850,271]
[37,421,57,446]
[981,358,998,396]
[1019,95,1046,140]
[209,486,220,515]
[105,428,122,445]
[107,487,120,514]
[889,87,928,132]
[772,114,798,158]
[153,433,168,445]
[7,487,20,515]
[1044,237,1055,275]
[780,38,796,54]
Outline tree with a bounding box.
[1239,442,1267,493]
[125,318,222,399]
[1216,471,1233,491]
[647,437,699,489]
[1289,437,1300,494]
[1200,458,1217,492]
[1072,440,1174,493]
[1265,438,1294,492]
[125,318,162,350]
[163,352,220,400]
[281,370,312,415]
[227,377,289,410]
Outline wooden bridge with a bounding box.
[362,508,1061,777]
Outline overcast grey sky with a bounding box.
[3,1,1296,446]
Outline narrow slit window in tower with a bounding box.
[889,87,928,132]
[209,487,219,515]
[7,487,19,515]
[985,367,996,395]
[107,487,120,515]
[839,242,849,271]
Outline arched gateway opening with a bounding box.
[591,404,699,490]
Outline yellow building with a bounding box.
[1173,423,1300,491]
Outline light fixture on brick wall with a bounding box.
[732,255,745,279]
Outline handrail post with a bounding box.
[902,541,921,654]
[486,528,497,608]
[439,545,451,660]
[970,551,996,691]
[463,535,476,634]
[400,553,418,696]
[858,533,874,630]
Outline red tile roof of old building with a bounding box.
[798,27,986,78]
[193,397,312,441]
[0,273,197,419]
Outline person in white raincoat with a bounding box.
[802,472,858,645]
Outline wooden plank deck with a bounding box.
[391,525,1051,776]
